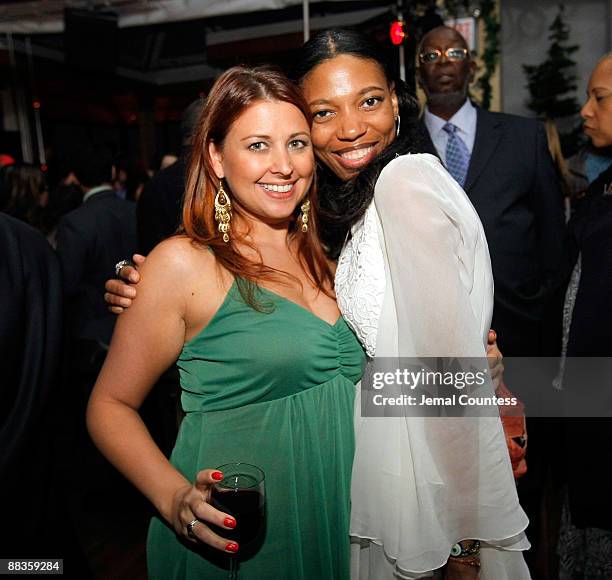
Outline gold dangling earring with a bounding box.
[300,199,310,233]
[214,180,232,243]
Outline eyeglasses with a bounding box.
[419,47,469,64]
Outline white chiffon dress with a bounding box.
[334,154,531,580]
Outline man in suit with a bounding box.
[56,144,137,352]
[417,25,570,359]
[417,26,571,577]
[0,214,91,572]
[56,144,138,488]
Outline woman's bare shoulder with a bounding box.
[135,236,222,309]
[144,236,216,279]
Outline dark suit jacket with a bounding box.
[0,214,62,477]
[426,107,571,356]
[0,214,66,556]
[136,157,185,255]
[56,188,137,345]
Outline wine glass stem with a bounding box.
[228,557,238,580]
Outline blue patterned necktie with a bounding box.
[442,122,470,187]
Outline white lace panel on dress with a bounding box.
[335,202,386,358]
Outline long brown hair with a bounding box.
[180,65,334,308]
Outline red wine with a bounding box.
[210,487,265,547]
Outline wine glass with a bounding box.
[210,462,266,580]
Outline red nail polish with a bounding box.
[224,517,236,529]
[212,471,223,481]
[225,542,239,553]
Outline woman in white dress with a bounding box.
[292,29,530,580]
[105,30,530,579]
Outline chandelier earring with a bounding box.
[214,180,232,243]
[299,199,310,233]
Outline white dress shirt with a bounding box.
[423,99,478,166]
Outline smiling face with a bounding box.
[417,27,475,112]
[301,54,399,182]
[581,57,612,148]
[208,99,314,225]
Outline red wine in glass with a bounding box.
[210,463,265,580]
[210,487,265,546]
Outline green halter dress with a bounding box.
[147,280,365,579]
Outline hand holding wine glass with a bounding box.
[209,463,266,580]
[169,468,241,554]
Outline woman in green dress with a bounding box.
[86,65,365,579]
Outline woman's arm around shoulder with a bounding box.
[93,235,217,409]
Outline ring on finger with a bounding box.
[115,258,135,277]
[186,518,200,539]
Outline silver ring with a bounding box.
[115,259,134,277]
[186,518,200,539]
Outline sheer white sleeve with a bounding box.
[374,154,491,358]
[349,154,531,580]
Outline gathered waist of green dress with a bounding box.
[180,372,359,415]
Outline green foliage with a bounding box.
[475,0,500,110]
[522,4,582,154]
[523,4,580,118]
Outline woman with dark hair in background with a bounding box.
[0,163,48,228]
[38,183,83,248]
[556,53,612,580]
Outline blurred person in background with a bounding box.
[160,153,178,170]
[56,144,137,355]
[39,183,83,248]
[55,143,138,499]
[112,157,128,200]
[0,212,90,575]
[0,163,48,229]
[136,97,204,256]
[544,118,573,220]
[557,53,612,580]
[567,142,612,202]
[124,159,151,203]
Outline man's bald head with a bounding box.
[418,26,469,57]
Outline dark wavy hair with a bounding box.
[292,28,437,258]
